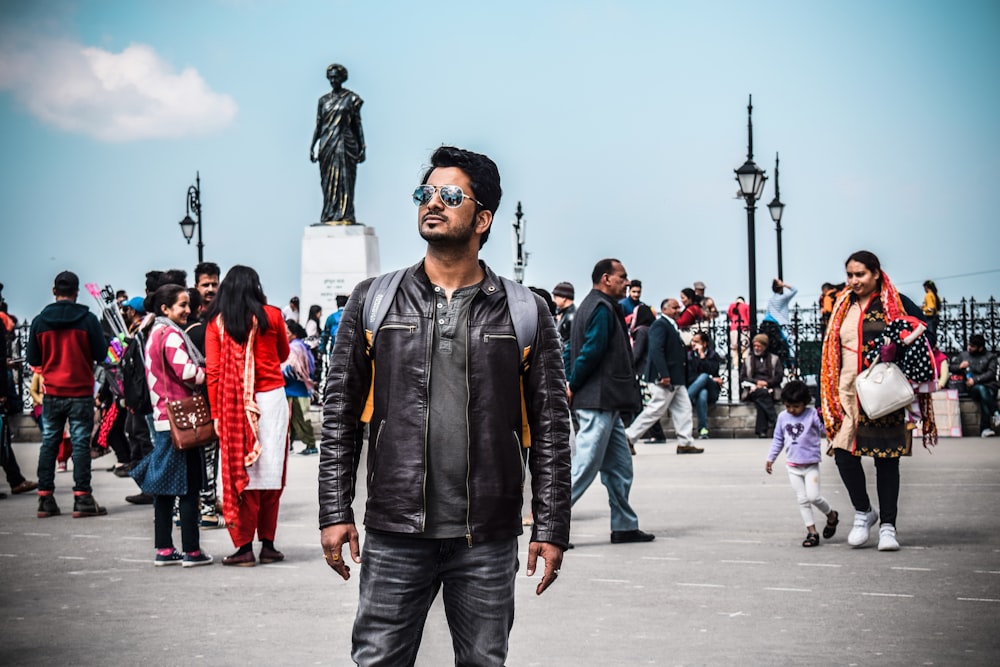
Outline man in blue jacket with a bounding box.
[27,271,108,518]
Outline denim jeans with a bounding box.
[571,409,639,531]
[38,396,94,493]
[352,532,518,666]
[686,373,719,431]
[968,384,998,431]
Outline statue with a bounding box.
[310,64,366,224]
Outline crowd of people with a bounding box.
[1,149,998,664]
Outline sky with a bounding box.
[1,0,998,322]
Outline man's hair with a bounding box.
[194,262,221,282]
[782,380,811,405]
[591,258,621,285]
[660,298,673,310]
[335,294,349,308]
[145,271,164,293]
[629,279,642,290]
[187,287,202,315]
[422,146,502,248]
[970,333,986,348]
[162,269,188,287]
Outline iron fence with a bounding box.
[5,297,998,410]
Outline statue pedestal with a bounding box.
[300,224,380,321]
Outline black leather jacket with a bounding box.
[318,261,572,548]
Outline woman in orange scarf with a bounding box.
[820,251,934,553]
[205,266,290,566]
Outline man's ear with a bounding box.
[476,210,492,234]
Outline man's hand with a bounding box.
[526,541,564,596]
[320,523,361,580]
[765,460,773,474]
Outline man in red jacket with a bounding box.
[27,271,108,518]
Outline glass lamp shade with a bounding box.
[735,160,766,201]
[768,197,784,223]
[179,215,196,242]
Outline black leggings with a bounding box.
[834,449,900,526]
[153,450,202,553]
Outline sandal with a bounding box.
[802,532,820,548]
[822,510,839,540]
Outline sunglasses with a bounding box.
[412,184,483,209]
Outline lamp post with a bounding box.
[734,95,767,337]
[767,152,786,281]
[512,201,527,284]
[178,172,203,263]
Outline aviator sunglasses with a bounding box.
[412,184,483,209]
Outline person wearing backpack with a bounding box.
[319,146,571,665]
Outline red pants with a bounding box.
[228,488,283,547]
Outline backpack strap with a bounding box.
[498,276,537,369]
[364,268,407,355]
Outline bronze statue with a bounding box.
[310,64,366,224]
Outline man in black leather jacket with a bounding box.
[318,146,571,666]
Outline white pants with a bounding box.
[786,463,831,527]
[625,382,694,447]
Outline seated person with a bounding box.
[740,333,784,438]
[686,330,723,439]
[675,288,706,329]
[953,334,1000,437]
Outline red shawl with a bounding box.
[215,320,262,529]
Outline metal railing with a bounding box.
[6,297,998,410]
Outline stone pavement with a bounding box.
[1,435,998,666]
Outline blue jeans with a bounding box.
[352,532,518,666]
[38,396,94,493]
[570,409,639,532]
[968,383,999,431]
[686,373,719,431]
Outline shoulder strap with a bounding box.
[498,276,537,363]
[364,268,407,352]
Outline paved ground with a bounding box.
[1,434,998,666]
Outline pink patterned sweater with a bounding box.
[144,323,206,432]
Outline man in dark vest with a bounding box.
[566,258,654,544]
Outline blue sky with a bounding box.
[1,0,998,321]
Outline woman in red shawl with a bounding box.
[820,250,934,554]
[205,266,290,566]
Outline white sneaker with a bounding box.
[847,508,879,547]
[878,524,900,551]
[981,429,996,438]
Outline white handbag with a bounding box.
[855,362,914,419]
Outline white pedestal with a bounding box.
[299,224,380,322]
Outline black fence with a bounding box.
[5,297,999,410]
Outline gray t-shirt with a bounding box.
[422,282,477,538]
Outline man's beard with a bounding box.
[419,217,476,248]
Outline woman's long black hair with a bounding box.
[204,265,269,344]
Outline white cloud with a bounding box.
[0,34,237,141]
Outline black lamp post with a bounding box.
[768,152,786,281]
[512,201,527,284]
[178,172,203,263]
[734,95,767,337]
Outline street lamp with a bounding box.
[512,201,527,284]
[178,172,203,263]
[768,152,786,280]
[734,95,767,337]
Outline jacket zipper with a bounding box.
[368,419,386,486]
[465,319,473,547]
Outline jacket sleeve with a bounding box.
[205,319,220,415]
[87,314,107,363]
[768,355,785,388]
[525,295,572,549]
[646,320,669,382]
[318,280,373,529]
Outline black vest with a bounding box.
[568,289,642,412]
